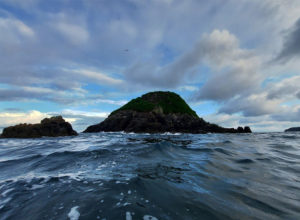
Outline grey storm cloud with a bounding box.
[0,87,126,106]
[275,17,300,62]
[190,30,261,102]
[0,88,42,101]
[271,108,300,122]
[218,95,280,117]
[194,64,259,101]
[266,76,300,100]
[215,75,300,117]
[0,87,84,104]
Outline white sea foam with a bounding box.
[1,188,14,196]
[0,197,11,210]
[162,132,182,135]
[68,206,80,220]
[143,215,158,220]
[126,212,132,220]
[31,184,44,190]
[0,171,86,185]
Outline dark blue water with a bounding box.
[0,132,299,220]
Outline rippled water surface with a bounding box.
[0,132,299,220]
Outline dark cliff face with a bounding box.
[285,127,300,132]
[84,91,252,134]
[1,116,78,138]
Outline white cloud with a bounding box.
[219,93,282,116]
[0,110,49,128]
[55,22,89,45]
[61,109,109,118]
[69,69,123,86]
[58,109,110,132]
[0,17,34,41]
[189,29,261,101]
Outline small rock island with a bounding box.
[285,127,300,132]
[84,91,251,134]
[1,116,77,138]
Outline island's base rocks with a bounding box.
[1,116,77,138]
[285,127,300,132]
[84,110,251,134]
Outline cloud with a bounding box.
[275,17,300,62]
[212,74,300,118]
[266,75,300,100]
[192,30,261,101]
[204,112,300,132]
[271,106,300,122]
[218,93,281,117]
[0,17,34,44]
[53,109,109,132]
[55,22,89,45]
[0,85,127,106]
[124,29,254,90]
[0,110,50,129]
[69,69,123,86]
[0,86,84,104]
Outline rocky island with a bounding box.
[1,116,77,138]
[84,91,251,134]
[285,127,300,132]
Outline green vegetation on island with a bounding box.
[111,91,198,117]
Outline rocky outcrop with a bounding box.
[238,126,252,133]
[84,91,252,134]
[284,127,300,132]
[1,116,77,138]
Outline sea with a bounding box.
[0,132,299,220]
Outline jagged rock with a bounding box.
[244,126,252,133]
[84,91,252,134]
[1,116,77,138]
[237,127,244,132]
[284,127,300,132]
[237,126,252,133]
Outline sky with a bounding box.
[0,0,300,132]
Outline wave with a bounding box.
[0,132,299,219]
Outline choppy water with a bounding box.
[0,132,299,220]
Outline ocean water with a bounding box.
[0,132,299,220]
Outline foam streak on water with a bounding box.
[0,132,300,220]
